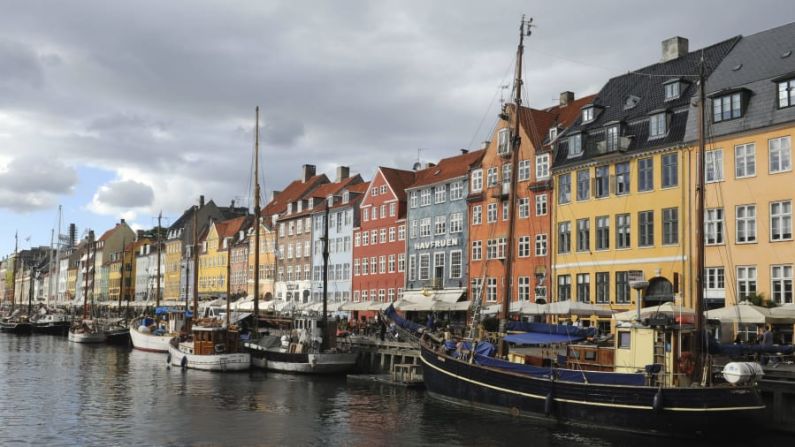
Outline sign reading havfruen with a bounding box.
[413,238,459,251]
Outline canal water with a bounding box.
[0,334,789,446]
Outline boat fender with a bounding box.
[166,353,172,365]
[653,389,663,413]
[181,355,188,370]
[544,393,554,416]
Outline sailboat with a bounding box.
[0,233,33,334]
[69,231,106,343]
[419,17,765,437]
[32,207,71,335]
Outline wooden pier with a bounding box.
[350,336,422,378]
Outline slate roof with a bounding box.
[262,174,328,220]
[553,36,740,170]
[407,150,485,190]
[277,175,364,220]
[378,167,416,201]
[683,22,795,142]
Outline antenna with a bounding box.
[499,84,510,105]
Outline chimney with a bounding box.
[69,224,77,248]
[559,91,575,107]
[230,199,235,208]
[199,195,205,208]
[336,166,350,182]
[302,164,316,182]
[269,190,281,202]
[136,230,144,240]
[661,36,689,62]
[481,141,490,150]
[460,149,469,155]
[425,162,436,169]
[120,218,126,225]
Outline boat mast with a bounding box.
[498,16,530,356]
[156,211,162,309]
[83,232,91,320]
[48,228,54,305]
[54,205,61,304]
[192,205,199,320]
[90,233,97,318]
[693,57,707,369]
[118,238,126,312]
[321,200,330,351]
[10,232,17,313]
[27,264,34,317]
[253,106,261,332]
[226,236,231,329]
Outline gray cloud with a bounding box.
[94,180,154,208]
[0,157,77,212]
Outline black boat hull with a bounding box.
[0,322,33,335]
[420,342,764,437]
[106,329,131,346]
[32,322,70,336]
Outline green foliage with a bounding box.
[745,292,777,308]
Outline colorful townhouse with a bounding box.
[134,237,165,302]
[468,93,594,314]
[310,177,369,305]
[404,150,484,306]
[229,221,251,299]
[551,36,737,328]
[681,23,795,311]
[352,167,415,306]
[197,215,250,300]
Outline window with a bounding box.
[535,234,547,256]
[372,207,378,220]
[420,218,432,237]
[362,231,369,246]
[769,136,792,173]
[735,143,756,178]
[771,265,793,304]
[576,218,590,252]
[498,128,511,155]
[664,81,680,100]
[638,210,654,247]
[450,181,463,200]
[435,215,446,235]
[616,272,630,304]
[487,167,498,187]
[576,274,590,303]
[407,255,415,281]
[771,200,792,241]
[420,189,431,206]
[638,158,653,192]
[496,237,507,259]
[518,277,531,301]
[449,213,463,233]
[576,169,590,200]
[361,290,368,302]
[486,278,497,302]
[471,169,483,192]
[362,208,369,222]
[435,185,446,203]
[558,173,571,204]
[606,125,619,151]
[502,200,509,221]
[713,92,742,122]
[663,207,679,245]
[398,253,405,272]
[380,229,386,243]
[616,214,631,249]
[596,272,609,303]
[568,134,583,157]
[398,225,405,240]
[518,160,531,181]
[535,194,547,216]
[471,278,483,301]
[486,239,497,259]
[353,259,359,276]
[518,198,529,218]
[649,112,667,138]
[582,107,594,122]
[615,162,630,195]
[472,240,482,261]
[450,251,462,278]
[380,185,386,194]
[361,258,370,275]
[418,254,430,280]
[388,227,395,242]
[549,127,558,141]
[618,331,631,349]
[596,216,609,250]
[379,256,386,274]
[705,208,725,245]
[705,267,725,296]
[662,153,678,188]
[736,205,756,243]
[371,230,377,244]
[518,236,531,257]
[378,289,385,302]
[779,78,795,108]
[536,154,550,179]
[502,164,512,185]
[472,205,482,225]
[558,221,571,253]
[409,220,418,239]
[705,149,724,182]
[388,255,395,273]
[588,166,606,200]
[558,275,571,301]
[487,203,497,223]
[737,266,757,300]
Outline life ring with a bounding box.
[678,352,695,376]
[181,355,188,369]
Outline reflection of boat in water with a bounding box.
[130,308,189,353]
[68,319,107,343]
[247,316,358,374]
[168,319,250,371]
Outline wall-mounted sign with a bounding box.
[413,238,459,251]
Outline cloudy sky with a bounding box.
[0,0,791,255]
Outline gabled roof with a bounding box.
[262,174,328,219]
[408,150,485,189]
[98,222,130,242]
[377,166,416,202]
[278,175,364,220]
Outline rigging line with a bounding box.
[467,57,516,151]
[527,46,619,73]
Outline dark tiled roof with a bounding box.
[262,174,328,220]
[378,167,416,201]
[408,150,485,189]
[553,36,740,170]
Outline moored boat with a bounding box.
[104,318,131,345]
[168,319,250,371]
[0,315,33,335]
[130,309,188,353]
[31,312,71,335]
[68,320,107,343]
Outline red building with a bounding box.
[352,167,415,308]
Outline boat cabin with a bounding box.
[191,326,241,355]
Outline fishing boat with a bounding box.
[167,318,250,371]
[31,311,71,335]
[130,308,188,353]
[1,234,33,335]
[419,17,765,438]
[68,319,107,343]
[0,314,33,334]
[104,318,131,345]
[69,231,105,343]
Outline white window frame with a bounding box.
[770,200,792,241]
[734,143,756,178]
[736,204,756,244]
[771,265,793,304]
[535,234,548,256]
[450,250,462,279]
[471,169,483,192]
[472,205,482,225]
[535,194,547,216]
[518,160,531,181]
[705,208,725,245]
[769,136,792,174]
[705,149,724,183]
[535,154,550,180]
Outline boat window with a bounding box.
[618,331,631,349]
[584,351,597,361]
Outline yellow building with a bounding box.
[247,218,277,301]
[551,37,736,330]
[198,216,248,298]
[108,243,135,303]
[164,238,183,300]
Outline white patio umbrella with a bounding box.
[547,300,614,317]
[705,301,795,324]
[613,302,694,322]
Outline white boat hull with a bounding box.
[249,348,358,374]
[68,330,107,344]
[129,319,172,353]
[168,340,250,372]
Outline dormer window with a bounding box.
[606,125,620,151]
[663,80,681,100]
[342,191,350,203]
[307,198,314,208]
[327,196,334,206]
[297,200,303,212]
[778,78,794,108]
[582,106,594,123]
[549,127,559,141]
[287,203,293,214]
[713,92,743,122]
[497,128,511,155]
[568,134,583,158]
[649,112,667,138]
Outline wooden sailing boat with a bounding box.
[0,232,34,335]
[69,231,106,343]
[419,16,765,437]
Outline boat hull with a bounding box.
[68,330,107,343]
[248,347,358,374]
[130,324,172,353]
[168,340,250,372]
[420,342,764,437]
[0,322,33,334]
[105,329,131,346]
[32,321,70,335]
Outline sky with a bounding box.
[0,0,792,256]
